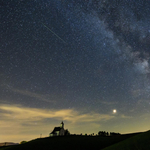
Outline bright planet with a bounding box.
[113,109,117,114]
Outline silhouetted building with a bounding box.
[49,122,65,136]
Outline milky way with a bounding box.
[0,0,150,142]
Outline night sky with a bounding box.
[1,0,150,143]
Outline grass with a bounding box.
[1,131,149,150]
[103,130,150,150]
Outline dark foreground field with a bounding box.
[103,130,150,150]
[1,131,150,150]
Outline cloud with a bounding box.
[0,104,115,142]
[0,104,114,124]
[134,59,150,75]
[119,114,132,119]
[7,87,55,103]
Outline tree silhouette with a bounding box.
[98,131,107,136]
[110,132,121,136]
[64,129,70,136]
[106,132,109,136]
[20,141,27,144]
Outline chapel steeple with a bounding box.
[60,121,64,128]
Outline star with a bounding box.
[113,109,117,114]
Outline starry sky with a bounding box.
[1,0,150,143]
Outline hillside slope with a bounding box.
[103,131,150,150]
[0,134,137,150]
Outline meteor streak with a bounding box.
[42,23,66,44]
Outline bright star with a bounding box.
[113,109,117,114]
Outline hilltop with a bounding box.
[0,131,150,150]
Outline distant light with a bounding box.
[113,109,117,113]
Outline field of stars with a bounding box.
[1,0,150,143]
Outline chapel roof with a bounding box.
[50,127,62,134]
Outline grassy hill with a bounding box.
[102,130,150,150]
[0,132,148,150]
[0,143,19,147]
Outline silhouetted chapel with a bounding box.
[50,122,65,136]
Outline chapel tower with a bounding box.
[60,121,64,128]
